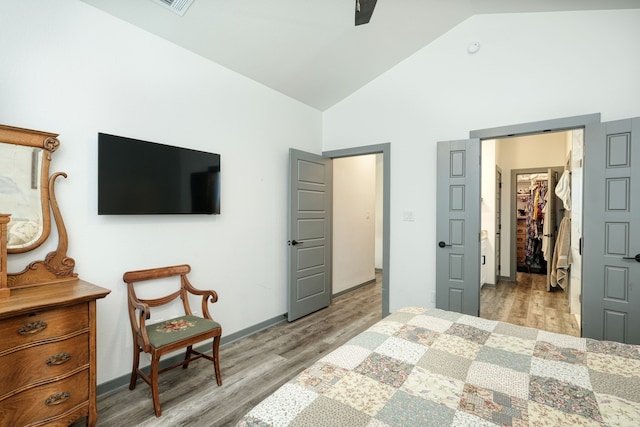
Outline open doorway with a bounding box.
[332,154,382,297]
[480,130,582,335]
[323,143,391,318]
[287,144,389,322]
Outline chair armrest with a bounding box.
[181,275,218,319]
[126,285,152,347]
[132,299,151,319]
[128,285,151,319]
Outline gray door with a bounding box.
[583,118,640,344]
[436,139,481,316]
[287,149,332,322]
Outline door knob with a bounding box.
[289,239,303,246]
[438,241,452,248]
[622,254,640,262]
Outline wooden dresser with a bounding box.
[0,124,111,425]
[0,280,110,427]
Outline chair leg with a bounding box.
[150,352,162,417]
[213,335,222,386]
[183,345,193,369]
[129,346,141,390]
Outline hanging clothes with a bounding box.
[525,185,537,260]
[525,180,547,270]
[556,170,571,211]
[550,216,572,289]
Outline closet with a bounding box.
[516,173,549,274]
[515,166,572,293]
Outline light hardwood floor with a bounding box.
[480,271,580,336]
[80,271,579,426]
[82,276,382,426]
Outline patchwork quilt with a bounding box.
[237,307,640,427]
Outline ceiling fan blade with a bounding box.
[355,0,377,26]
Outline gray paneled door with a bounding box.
[583,117,640,344]
[287,149,332,322]
[436,139,481,316]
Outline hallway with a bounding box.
[480,272,580,336]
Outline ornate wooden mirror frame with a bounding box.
[0,124,77,297]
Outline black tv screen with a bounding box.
[98,133,220,215]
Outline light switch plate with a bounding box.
[402,210,415,221]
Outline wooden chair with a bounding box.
[123,264,222,416]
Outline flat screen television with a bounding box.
[98,133,220,215]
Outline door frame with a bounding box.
[470,113,600,330]
[509,166,563,281]
[495,166,502,281]
[323,143,391,317]
[470,114,601,141]
[472,114,599,273]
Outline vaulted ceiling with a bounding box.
[82,0,640,111]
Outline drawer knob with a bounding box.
[47,352,72,366]
[18,320,47,335]
[45,391,70,406]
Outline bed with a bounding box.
[236,306,640,426]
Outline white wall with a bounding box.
[332,155,376,294]
[323,9,640,311]
[1,1,322,385]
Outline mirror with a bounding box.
[0,125,57,253]
[0,143,47,251]
[0,124,76,294]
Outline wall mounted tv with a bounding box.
[98,133,220,215]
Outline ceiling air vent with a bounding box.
[150,0,195,16]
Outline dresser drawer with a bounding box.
[0,304,88,351]
[0,369,89,427]
[0,332,89,398]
